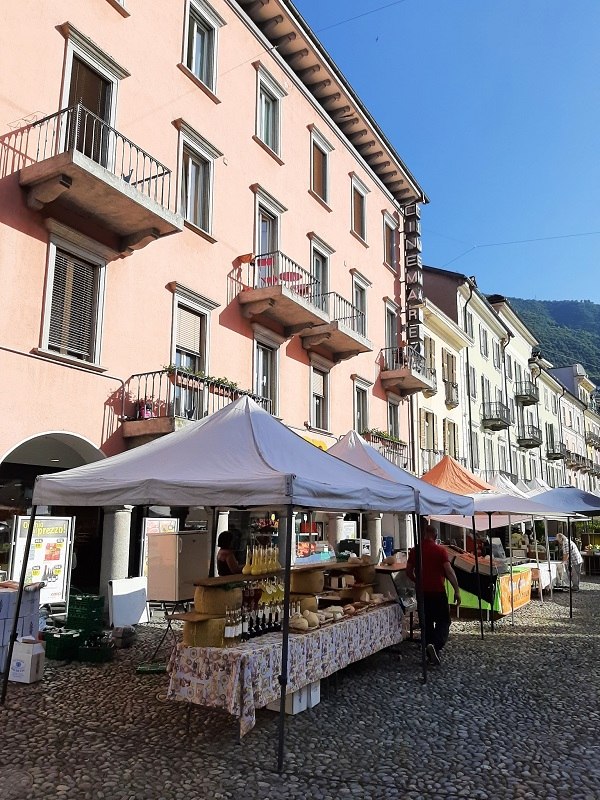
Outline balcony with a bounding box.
[4,104,182,253]
[481,402,511,431]
[379,346,437,397]
[361,430,409,469]
[121,369,271,442]
[582,457,595,474]
[585,431,600,450]
[546,441,567,460]
[231,252,371,360]
[565,450,584,470]
[444,380,459,408]
[514,380,539,405]
[516,424,542,449]
[479,469,518,485]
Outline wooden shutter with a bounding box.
[443,418,448,453]
[312,142,327,199]
[432,413,438,451]
[48,249,96,361]
[419,409,426,449]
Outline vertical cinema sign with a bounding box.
[403,203,423,352]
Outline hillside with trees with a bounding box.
[507,298,600,387]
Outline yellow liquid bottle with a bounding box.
[242,546,252,575]
[251,545,262,575]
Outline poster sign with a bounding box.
[10,516,75,606]
[140,517,179,576]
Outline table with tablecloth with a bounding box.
[167,603,402,736]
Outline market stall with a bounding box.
[5,396,474,770]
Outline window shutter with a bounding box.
[312,369,325,397]
[443,418,448,453]
[48,248,96,361]
[419,409,426,449]
[177,306,202,353]
[432,413,438,451]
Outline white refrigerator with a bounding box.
[147,530,212,602]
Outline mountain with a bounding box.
[506,298,600,388]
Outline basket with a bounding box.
[193,586,242,615]
[44,630,82,660]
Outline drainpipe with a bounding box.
[528,359,543,482]
[501,335,514,481]
[0,344,127,419]
[462,283,476,473]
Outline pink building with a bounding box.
[0,0,426,590]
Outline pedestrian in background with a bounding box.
[406,524,461,666]
[556,532,583,591]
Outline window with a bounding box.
[443,419,459,459]
[424,336,436,375]
[551,393,557,414]
[173,305,206,418]
[253,324,283,414]
[184,0,225,92]
[419,409,437,450]
[350,174,369,241]
[385,304,398,352]
[484,437,495,472]
[468,365,477,400]
[492,340,501,370]
[506,354,513,380]
[255,65,286,157]
[352,277,367,337]
[311,367,328,430]
[383,213,397,269]
[481,376,491,403]
[251,185,286,285]
[176,120,222,235]
[388,401,400,440]
[509,397,516,424]
[310,127,333,204]
[515,362,523,384]
[354,380,370,432]
[308,234,333,311]
[442,348,457,383]
[470,427,480,469]
[465,310,474,338]
[43,237,106,365]
[479,325,489,358]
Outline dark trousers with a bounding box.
[423,591,451,652]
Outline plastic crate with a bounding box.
[44,630,82,660]
[78,645,114,663]
[69,595,104,611]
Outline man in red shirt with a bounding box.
[406,524,461,666]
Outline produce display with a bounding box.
[288,592,394,633]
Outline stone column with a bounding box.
[365,512,383,560]
[326,513,346,554]
[99,505,133,608]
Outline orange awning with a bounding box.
[421,455,494,495]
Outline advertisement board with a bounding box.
[10,516,75,606]
[139,517,179,576]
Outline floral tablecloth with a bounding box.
[167,603,403,736]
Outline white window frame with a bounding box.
[352,272,369,338]
[308,233,334,310]
[252,185,286,257]
[492,339,501,370]
[41,227,107,367]
[252,323,284,416]
[309,125,333,204]
[383,211,397,270]
[465,310,474,338]
[350,173,369,242]
[175,119,222,236]
[479,325,489,358]
[384,300,399,352]
[388,399,400,440]
[309,354,332,432]
[469,365,477,400]
[255,63,287,157]
[353,376,372,432]
[182,0,225,95]
[59,23,129,128]
[169,283,219,372]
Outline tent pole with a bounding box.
[1,505,37,705]
[276,504,294,773]
[488,513,495,631]
[209,507,218,577]
[471,517,485,640]
[544,519,552,600]
[567,517,573,619]
[508,515,514,627]
[533,516,542,604]
[414,508,427,685]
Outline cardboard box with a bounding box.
[9,638,45,684]
[0,614,39,646]
[0,644,8,673]
[267,686,307,715]
[0,589,17,621]
[306,680,320,709]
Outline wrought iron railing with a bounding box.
[585,430,600,449]
[443,380,459,406]
[0,103,174,210]
[227,252,366,335]
[516,424,542,445]
[126,369,271,423]
[481,402,511,427]
[379,346,437,388]
[479,469,518,485]
[362,430,409,469]
[546,441,567,460]
[514,380,539,403]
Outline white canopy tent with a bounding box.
[328,431,475,517]
[4,396,456,767]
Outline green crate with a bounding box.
[69,594,104,611]
[44,630,82,660]
[78,645,114,663]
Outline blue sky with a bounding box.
[293,0,600,303]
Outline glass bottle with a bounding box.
[242,546,252,575]
[251,545,262,575]
[241,606,250,642]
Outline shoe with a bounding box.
[426,643,441,666]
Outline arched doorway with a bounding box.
[0,432,105,592]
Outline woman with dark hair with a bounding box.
[216,530,241,576]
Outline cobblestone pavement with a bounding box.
[2,578,600,800]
